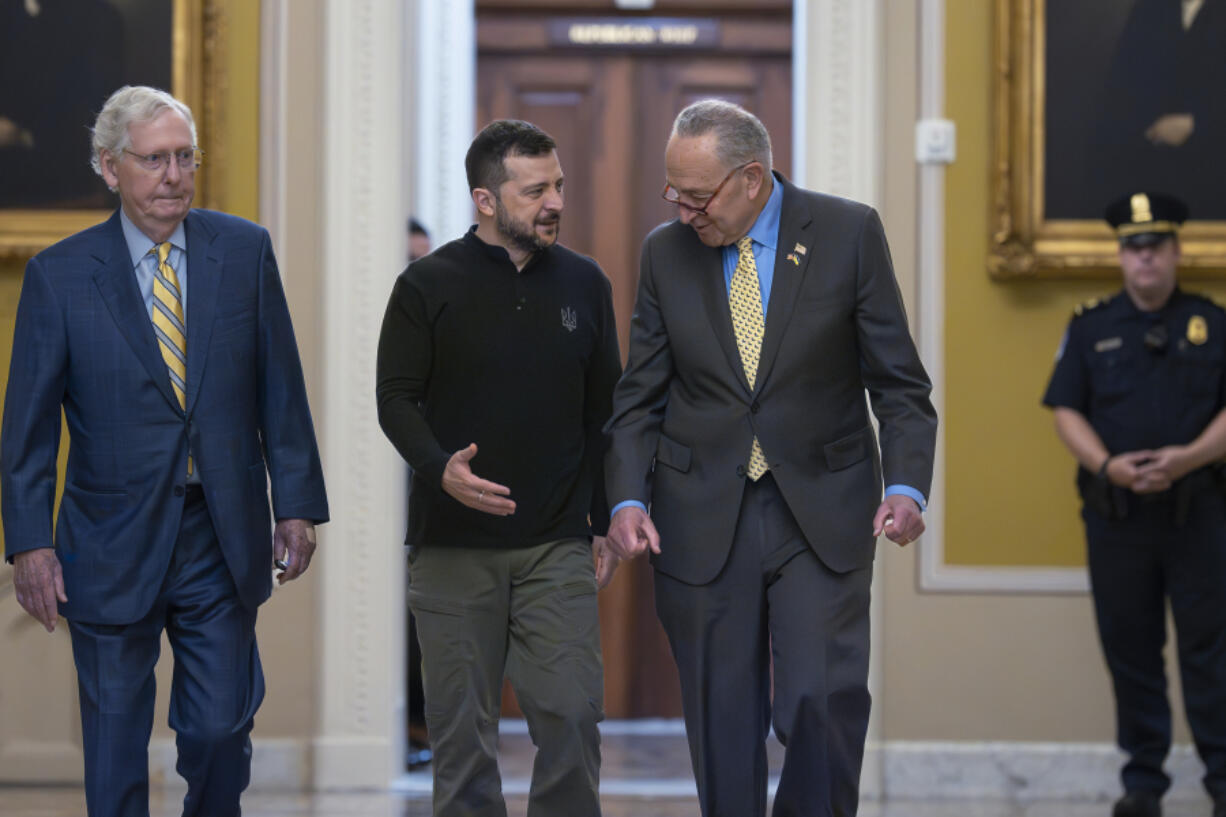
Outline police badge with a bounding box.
[1188,315,1208,346]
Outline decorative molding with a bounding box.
[803,0,883,207]
[797,0,888,798]
[412,0,476,246]
[790,0,808,185]
[258,0,289,251]
[315,0,408,789]
[198,0,228,210]
[0,740,83,783]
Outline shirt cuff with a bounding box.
[610,499,648,517]
[884,484,927,512]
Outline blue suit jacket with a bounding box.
[1,209,329,624]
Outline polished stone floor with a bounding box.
[0,787,1216,817]
[0,725,1214,816]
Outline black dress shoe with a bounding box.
[1111,791,1161,817]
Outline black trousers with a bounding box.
[654,474,873,817]
[1084,488,1226,800]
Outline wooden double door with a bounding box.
[477,1,793,718]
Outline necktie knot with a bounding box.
[156,241,172,265]
[737,236,753,256]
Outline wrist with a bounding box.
[1097,455,1112,479]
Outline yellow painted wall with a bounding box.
[220,0,260,223]
[942,0,1226,567]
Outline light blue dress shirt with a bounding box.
[119,208,188,320]
[611,177,926,519]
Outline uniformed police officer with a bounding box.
[1044,192,1226,817]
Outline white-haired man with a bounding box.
[1,85,328,817]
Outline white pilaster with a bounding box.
[796,0,888,799]
[412,0,476,245]
[314,0,409,789]
[801,0,884,207]
[258,0,289,251]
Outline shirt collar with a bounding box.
[119,208,187,269]
[740,174,784,251]
[464,224,548,273]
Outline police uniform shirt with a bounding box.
[1043,288,1226,460]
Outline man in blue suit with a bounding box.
[1,85,328,817]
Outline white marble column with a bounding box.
[796,0,887,798]
[312,0,410,789]
[412,0,476,244]
[799,0,885,208]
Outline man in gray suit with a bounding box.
[605,100,937,817]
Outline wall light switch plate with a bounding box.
[915,118,956,164]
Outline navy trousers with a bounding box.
[654,474,873,817]
[68,486,265,817]
[1084,487,1226,801]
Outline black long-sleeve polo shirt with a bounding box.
[376,227,621,548]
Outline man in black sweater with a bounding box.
[376,120,621,817]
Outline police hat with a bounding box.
[1104,192,1189,248]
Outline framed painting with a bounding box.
[989,0,1226,278]
[0,0,225,258]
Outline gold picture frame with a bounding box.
[989,0,1226,279]
[0,0,226,260]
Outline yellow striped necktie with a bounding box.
[151,242,192,475]
[729,236,769,480]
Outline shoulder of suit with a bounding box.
[188,208,264,237]
[790,186,876,233]
[801,187,872,215]
[644,217,689,246]
[34,217,113,262]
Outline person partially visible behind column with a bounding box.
[376,119,621,817]
[1,85,328,817]
[1044,192,1226,817]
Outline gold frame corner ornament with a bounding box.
[988,0,1226,280]
[0,0,227,260]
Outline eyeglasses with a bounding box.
[661,162,751,216]
[122,147,203,173]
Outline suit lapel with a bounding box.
[184,211,222,415]
[755,178,815,393]
[695,239,752,392]
[92,212,182,412]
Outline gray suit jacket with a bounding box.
[605,176,936,584]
